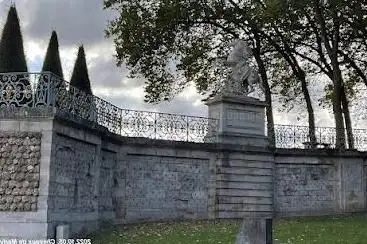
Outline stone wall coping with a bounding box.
[53,113,274,154]
[275,148,367,158]
[0,131,42,137]
[0,107,56,119]
[53,113,367,157]
[204,95,267,107]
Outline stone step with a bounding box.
[217,181,273,190]
[218,211,272,219]
[217,160,273,169]
[218,203,272,212]
[217,196,273,205]
[224,154,274,162]
[217,167,272,176]
[217,189,272,198]
[217,174,272,183]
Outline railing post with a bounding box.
[154,113,157,140]
[186,116,189,142]
[47,72,52,107]
[215,118,219,143]
[119,109,122,136]
[31,73,35,107]
[45,73,52,106]
[293,125,296,148]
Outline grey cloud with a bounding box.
[145,99,207,117]
[88,54,144,89]
[21,0,111,46]
[97,92,207,118]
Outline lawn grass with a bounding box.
[88,215,367,244]
[274,215,367,244]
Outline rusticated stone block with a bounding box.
[0,132,41,212]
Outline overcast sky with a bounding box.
[1,0,365,128]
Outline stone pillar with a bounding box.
[205,95,273,243]
[205,95,268,147]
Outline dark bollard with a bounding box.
[266,218,272,244]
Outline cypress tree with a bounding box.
[35,30,66,107]
[41,31,64,79]
[0,5,28,73]
[0,5,31,107]
[70,45,92,95]
[69,45,96,121]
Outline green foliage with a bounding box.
[104,0,367,105]
[103,0,314,108]
[41,31,64,79]
[0,5,28,73]
[270,0,367,100]
[104,0,238,103]
[257,0,367,149]
[70,45,93,95]
[104,0,367,149]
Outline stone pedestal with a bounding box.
[205,95,268,147]
[56,225,70,240]
[235,218,272,244]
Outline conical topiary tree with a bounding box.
[70,45,92,95]
[35,30,66,107]
[41,31,64,79]
[69,45,95,120]
[0,5,31,107]
[0,5,28,73]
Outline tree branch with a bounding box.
[339,50,367,87]
[292,50,332,77]
[304,11,332,74]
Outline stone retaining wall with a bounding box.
[122,153,210,222]
[98,149,116,224]
[274,156,339,216]
[1,115,367,239]
[274,152,366,217]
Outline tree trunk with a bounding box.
[251,30,275,148]
[313,1,346,149]
[299,71,317,148]
[332,70,346,149]
[341,84,354,149]
[256,25,317,149]
[264,75,275,148]
[254,53,275,148]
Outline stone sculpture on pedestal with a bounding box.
[204,39,267,147]
[205,40,273,244]
[220,39,263,97]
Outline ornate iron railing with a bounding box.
[273,124,367,150]
[0,72,219,143]
[2,72,367,148]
